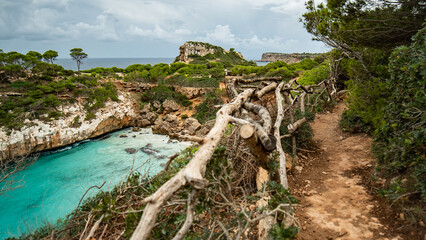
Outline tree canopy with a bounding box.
[70,48,88,72]
[42,50,58,65]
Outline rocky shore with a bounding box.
[0,86,209,162]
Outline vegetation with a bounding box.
[176,41,255,67]
[302,0,425,219]
[141,85,192,108]
[70,48,88,72]
[192,89,224,124]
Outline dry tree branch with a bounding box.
[172,189,198,240]
[130,89,254,240]
[273,82,289,189]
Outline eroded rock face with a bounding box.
[162,99,179,113]
[174,86,212,99]
[178,42,216,62]
[152,114,182,135]
[0,93,139,162]
[260,53,318,64]
[182,118,201,135]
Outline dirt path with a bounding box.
[290,102,402,240]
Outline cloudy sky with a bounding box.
[0,0,328,59]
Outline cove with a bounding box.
[0,128,191,239]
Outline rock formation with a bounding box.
[178,42,216,62]
[260,53,319,64]
[176,41,245,63]
[0,93,139,162]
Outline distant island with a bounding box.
[260,52,320,63]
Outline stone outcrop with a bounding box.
[162,99,179,113]
[152,114,182,136]
[174,86,213,99]
[260,53,319,64]
[0,93,139,162]
[176,41,245,64]
[182,118,201,135]
[178,42,216,62]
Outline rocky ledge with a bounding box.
[0,93,139,162]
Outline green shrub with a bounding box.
[192,90,223,124]
[297,64,330,86]
[141,85,192,107]
[372,28,426,201]
[340,109,374,133]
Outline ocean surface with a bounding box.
[55,58,266,71]
[55,58,175,71]
[0,128,191,239]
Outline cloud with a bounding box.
[0,0,328,57]
[72,14,120,41]
[200,25,237,45]
[199,25,301,55]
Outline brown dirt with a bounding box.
[289,102,405,240]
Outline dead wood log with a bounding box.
[288,118,307,134]
[235,76,282,83]
[240,124,270,168]
[178,135,204,144]
[256,82,278,99]
[130,89,254,240]
[300,92,306,114]
[273,82,289,189]
[243,102,272,134]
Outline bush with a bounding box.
[141,85,192,107]
[340,109,374,133]
[297,64,330,86]
[372,28,426,201]
[192,90,223,124]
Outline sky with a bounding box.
[0,0,329,59]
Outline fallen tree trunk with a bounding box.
[130,89,254,240]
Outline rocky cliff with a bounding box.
[0,93,139,162]
[260,52,319,64]
[176,41,245,64]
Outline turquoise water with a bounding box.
[0,128,191,239]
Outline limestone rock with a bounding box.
[125,148,137,154]
[163,99,179,113]
[152,101,161,109]
[0,92,139,161]
[141,103,152,114]
[174,86,211,99]
[152,115,181,135]
[196,119,215,136]
[182,118,201,135]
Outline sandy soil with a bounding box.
[290,102,403,240]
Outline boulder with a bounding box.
[165,114,180,127]
[163,99,179,113]
[182,118,201,135]
[141,103,152,114]
[125,148,137,154]
[152,101,161,109]
[139,119,151,127]
[196,119,216,136]
[140,146,159,155]
[152,115,181,135]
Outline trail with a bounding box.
[290,102,402,240]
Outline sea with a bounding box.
[0,128,191,239]
[55,58,267,71]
